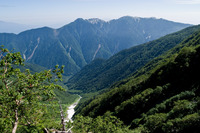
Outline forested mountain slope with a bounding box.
[0,16,190,75]
[67,25,199,93]
[76,26,200,132]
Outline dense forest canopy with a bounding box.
[74,26,200,132]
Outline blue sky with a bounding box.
[0,0,200,27]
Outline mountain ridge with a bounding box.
[67,25,199,93]
[0,16,191,75]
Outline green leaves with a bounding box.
[0,46,65,132]
[144,113,167,132]
[52,65,65,82]
[73,112,128,133]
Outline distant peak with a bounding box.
[150,17,157,19]
[87,18,105,24]
[117,16,142,22]
[119,16,140,19]
[74,18,85,22]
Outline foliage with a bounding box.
[67,25,199,96]
[74,26,200,132]
[18,62,79,105]
[0,46,65,132]
[73,112,131,133]
[162,113,200,133]
[144,113,167,132]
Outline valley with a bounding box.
[0,16,200,133]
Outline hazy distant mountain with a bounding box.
[0,21,33,34]
[0,16,191,75]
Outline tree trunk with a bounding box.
[44,128,49,133]
[59,102,66,131]
[12,109,18,133]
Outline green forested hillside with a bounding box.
[67,25,199,95]
[75,26,200,132]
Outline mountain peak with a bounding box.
[119,16,141,20]
[74,18,85,22]
[0,16,191,75]
[87,18,105,24]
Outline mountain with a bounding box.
[67,25,199,94]
[75,25,200,132]
[0,16,191,75]
[0,21,33,34]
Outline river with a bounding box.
[65,95,82,122]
